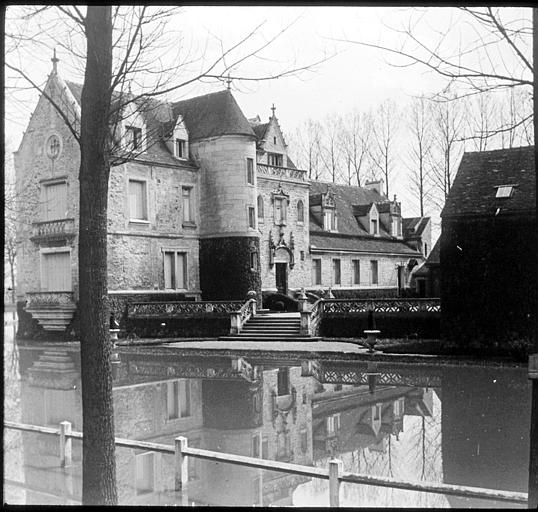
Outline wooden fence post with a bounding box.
[329,458,343,507]
[175,436,188,491]
[59,421,72,468]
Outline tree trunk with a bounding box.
[78,6,117,505]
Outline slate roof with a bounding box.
[65,80,196,169]
[309,181,386,236]
[172,89,255,141]
[403,217,429,238]
[251,122,269,140]
[310,233,421,255]
[425,238,440,266]
[442,146,536,217]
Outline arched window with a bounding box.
[257,195,264,219]
[297,200,304,223]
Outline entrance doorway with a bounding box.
[275,263,288,294]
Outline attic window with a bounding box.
[126,126,142,151]
[495,185,514,198]
[175,139,187,159]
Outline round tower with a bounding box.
[181,90,261,301]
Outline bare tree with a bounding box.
[407,95,433,216]
[289,119,324,180]
[429,95,465,206]
[339,110,372,187]
[319,114,343,183]
[370,100,400,197]
[6,5,329,505]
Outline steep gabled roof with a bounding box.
[425,238,440,266]
[251,121,269,140]
[172,89,255,141]
[403,217,429,238]
[309,181,385,236]
[442,146,536,217]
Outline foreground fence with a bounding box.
[4,420,527,507]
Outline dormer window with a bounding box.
[175,139,187,159]
[268,153,283,167]
[126,126,142,151]
[495,185,514,198]
[324,209,337,231]
[371,218,378,235]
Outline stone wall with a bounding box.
[308,252,410,293]
[257,176,310,292]
[441,215,537,347]
[14,77,81,300]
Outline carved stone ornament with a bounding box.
[269,229,295,269]
[46,134,62,160]
[272,182,289,201]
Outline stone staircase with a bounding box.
[220,311,320,342]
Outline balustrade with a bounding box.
[26,291,75,308]
[322,298,441,315]
[31,218,75,240]
[257,163,307,181]
[230,297,256,334]
[128,300,243,318]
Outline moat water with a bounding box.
[3,312,531,507]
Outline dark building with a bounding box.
[440,145,536,347]
[411,238,440,297]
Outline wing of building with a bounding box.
[440,145,536,345]
[14,60,430,334]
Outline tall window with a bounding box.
[353,260,360,285]
[277,367,290,396]
[297,200,304,223]
[125,125,142,151]
[250,250,258,271]
[424,243,428,257]
[370,260,379,285]
[371,218,379,235]
[333,259,341,285]
[129,179,148,221]
[257,195,264,220]
[252,435,260,458]
[274,197,287,225]
[247,158,255,184]
[136,452,155,495]
[166,380,191,420]
[42,181,67,220]
[312,258,322,285]
[248,206,256,229]
[327,413,340,436]
[175,139,187,159]
[41,251,71,291]
[268,153,283,166]
[324,209,336,231]
[182,187,193,224]
[164,251,187,289]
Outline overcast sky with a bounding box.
[5,6,533,236]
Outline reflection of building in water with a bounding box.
[16,348,318,506]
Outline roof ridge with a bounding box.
[463,145,534,156]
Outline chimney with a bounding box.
[364,178,385,197]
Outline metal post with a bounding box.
[175,436,188,492]
[59,421,72,467]
[328,458,343,507]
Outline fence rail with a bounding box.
[4,420,527,506]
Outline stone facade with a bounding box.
[15,64,429,334]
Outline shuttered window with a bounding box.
[129,180,148,220]
[370,260,379,285]
[164,251,186,289]
[41,251,71,291]
[353,260,360,285]
[312,258,322,285]
[333,259,341,285]
[43,181,67,220]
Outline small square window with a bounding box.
[495,185,514,198]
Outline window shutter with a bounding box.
[43,252,71,291]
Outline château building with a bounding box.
[14,59,430,334]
